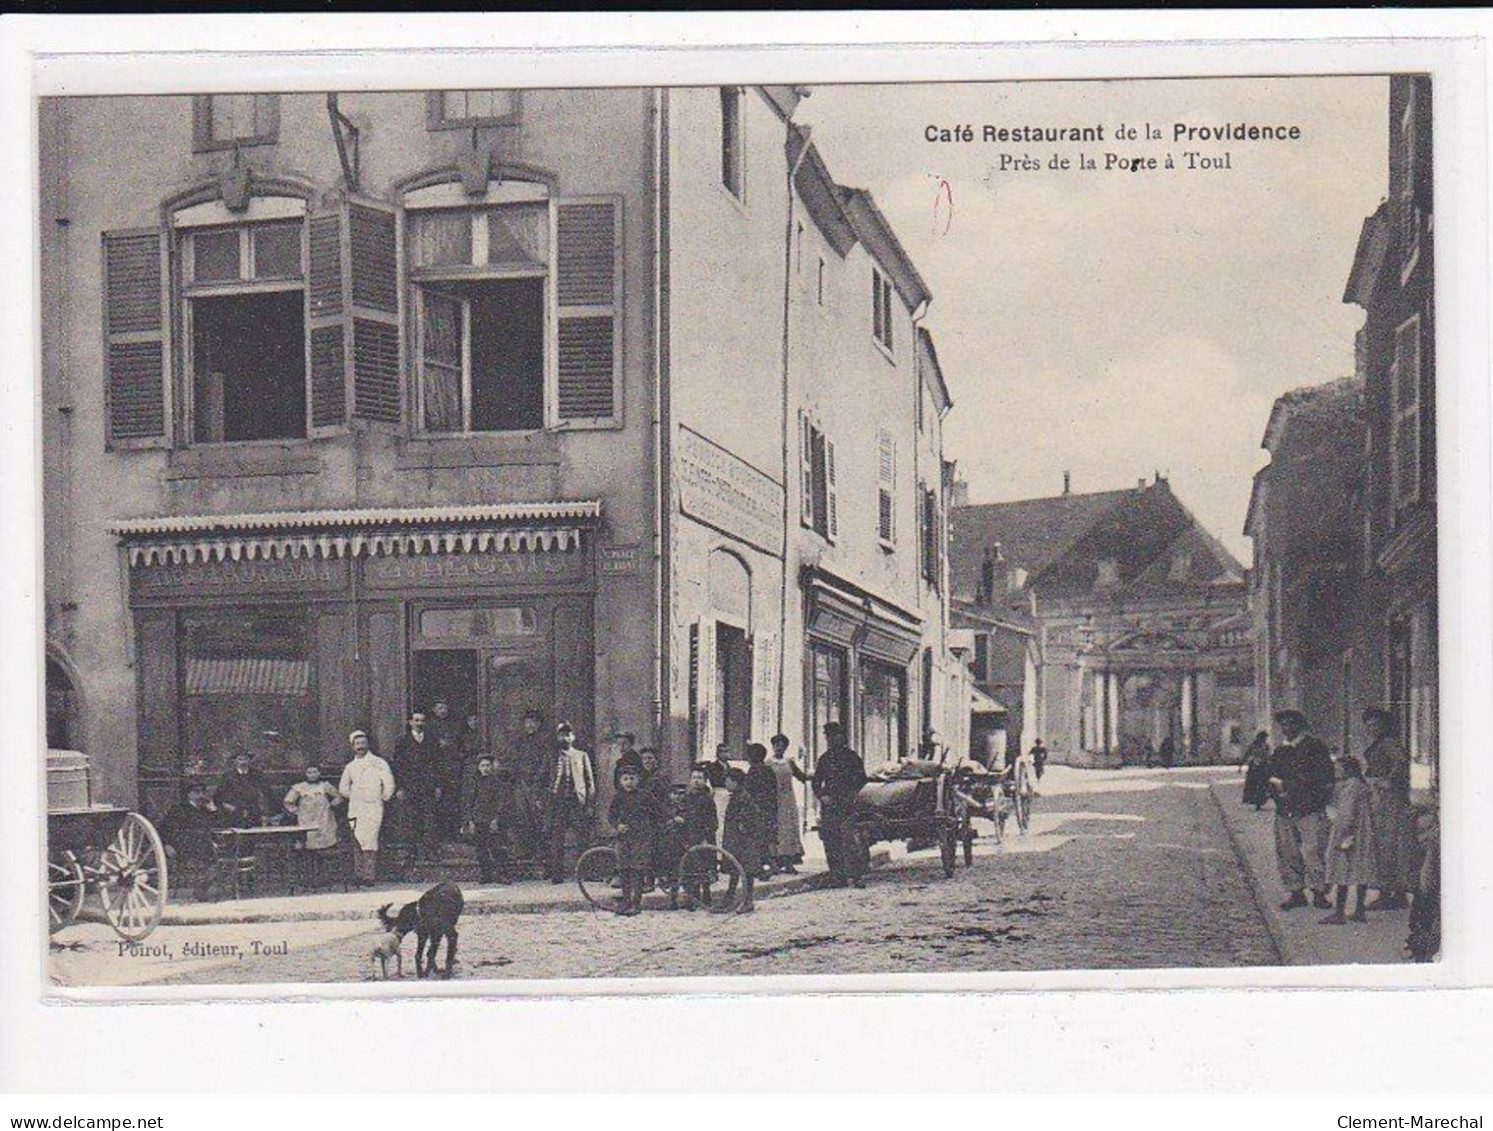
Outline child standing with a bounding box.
[678,764,720,910]
[283,764,343,888]
[1323,755,1380,924]
[721,764,768,913]
[609,765,665,915]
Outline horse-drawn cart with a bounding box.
[850,753,1036,879]
[47,751,169,941]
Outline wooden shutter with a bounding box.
[346,199,401,425]
[102,229,168,446]
[135,609,179,774]
[799,412,815,526]
[825,437,839,543]
[555,197,622,426]
[752,631,779,741]
[877,430,896,545]
[693,617,717,758]
[306,206,347,433]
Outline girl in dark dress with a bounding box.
[677,764,720,910]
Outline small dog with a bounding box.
[377,882,464,978]
[369,930,403,980]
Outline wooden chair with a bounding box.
[209,829,258,901]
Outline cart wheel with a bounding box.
[97,812,168,942]
[677,845,747,914]
[940,825,957,878]
[48,850,85,934]
[1014,762,1033,835]
[575,845,622,911]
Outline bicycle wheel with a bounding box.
[575,845,621,911]
[1014,763,1033,834]
[677,844,746,914]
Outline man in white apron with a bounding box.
[338,730,396,887]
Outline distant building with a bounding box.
[1243,378,1363,754]
[951,476,1253,767]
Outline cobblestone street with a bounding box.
[96,768,1278,987]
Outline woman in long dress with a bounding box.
[766,734,805,873]
[1361,707,1415,910]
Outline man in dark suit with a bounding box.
[812,721,868,889]
[392,711,442,862]
[1267,708,1336,911]
[214,752,272,827]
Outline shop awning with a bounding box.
[111,501,602,567]
[185,657,311,696]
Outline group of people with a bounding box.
[1244,706,1426,930]
[158,707,883,906]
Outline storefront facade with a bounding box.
[115,506,599,816]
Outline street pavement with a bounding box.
[50,766,1294,988]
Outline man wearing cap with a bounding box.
[812,721,869,888]
[543,722,596,883]
[338,730,396,886]
[214,751,272,827]
[1267,709,1336,911]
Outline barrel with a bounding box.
[46,749,91,811]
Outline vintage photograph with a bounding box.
[36,73,1439,990]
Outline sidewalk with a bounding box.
[159,835,888,926]
[1208,778,1409,967]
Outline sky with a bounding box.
[797,77,1388,561]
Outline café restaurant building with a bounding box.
[39,85,962,822]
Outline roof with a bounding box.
[787,126,858,257]
[1343,200,1391,309]
[917,326,953,415]
[950,487,1135,596]
[951,479,1244,601]
[836,186,933,311]
[970,684,1006,714]
[1261,377,1360,454]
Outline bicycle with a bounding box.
[575,841,748,914]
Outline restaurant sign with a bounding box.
[365,546,588,590]
[131,556,350,600]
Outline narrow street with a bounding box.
[108,768,1278,987]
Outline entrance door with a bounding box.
[860,660,906,769]
[714,623,753,756]
[411,650,481,736]
[485,647,554,761]
[807,643,848,828]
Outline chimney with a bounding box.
[1062,471,1071,496]
[1137,477,1146,489]
[949,479,970,508]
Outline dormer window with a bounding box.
[427,90,521,130]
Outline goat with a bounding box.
[377,882,464,978]
[369,930,403,980]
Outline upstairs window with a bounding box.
[406,187,622,434]
[799,413,837,543]
[720,87,744,200]
[193,94,279,152]
[877,428,898,549]
[181,219,307,443]
[427,90,521,130]
[1390,314,1422,512]
[971,633,989,684]
[816,257,826,307]
[872,268,894,352]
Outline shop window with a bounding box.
[418,606,538,641]
[720,87,744,200]
[193,94,280,152]
[427,90,521,130]
[799,413,837,543]
[181,609,315,777]
[182,221,308,443]
[861,661,906,768]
